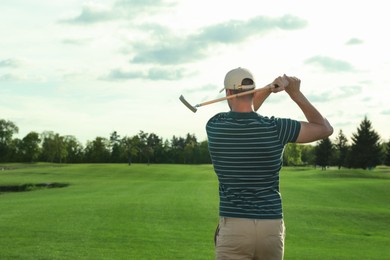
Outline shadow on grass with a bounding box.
[0,183,70,193]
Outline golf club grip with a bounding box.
[198,84,278,107]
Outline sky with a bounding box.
[1,0,389,145]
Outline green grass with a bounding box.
[0,164,389,259]
[281,167,390,259]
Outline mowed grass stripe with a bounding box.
[0,164,389,259]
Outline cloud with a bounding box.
[382,109,390,115]
[346,38,364,45]
[131,15,307,64]
[61,0,175,24]
[304,56,355,72]
[103,67,187,81]
[338,85,362,97]
[60,4,307,66]
[195,15,307,44]
[306,92,333,102]
[0,59,21,68]
[114,0,175,14]
[60,3,114,24]
[0,73,22,81]
[148,67,185,80]
[307,85,362,103]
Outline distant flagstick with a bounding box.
[179,84,279,113]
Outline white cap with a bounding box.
[219,67,256,93]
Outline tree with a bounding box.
[21,132,41,162]
[334,130,349,169]
[146,133,162,164]
[315,137,333,170]
[0,119,19,162]
[63,135,84,163]
[170,135,185,163]
[137,131,148,163]
[183,133,199,164]
[41,131,67,163]
[384,138,390,166]
[109,131,122,163]
[198,140,211,164]
[283,143,302,166]
[300,144,316,165]
[348,116,381,169]
[84,137,110,163]
[8,138,22,162]
[121,136,140,165]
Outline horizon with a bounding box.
[4,114,386,147]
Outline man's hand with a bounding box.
[270,75,289,93]
[283,75,301,97]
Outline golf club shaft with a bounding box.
[197,84,275,107]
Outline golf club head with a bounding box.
[179,95,197,113]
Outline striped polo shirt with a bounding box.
[206,111,301,219]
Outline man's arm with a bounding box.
[285,76,334,143]
[253,86,271,111]
[253,76,288,111]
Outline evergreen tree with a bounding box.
[349,116,381,169]
[384,138,390,166]
[334,130,349,169]
[109,131,122,163]
[315,137,333,170]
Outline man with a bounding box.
[206,67,333,260]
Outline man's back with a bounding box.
[206,111,300,220]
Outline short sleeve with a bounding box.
[275,118,301,144]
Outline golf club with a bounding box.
[180,84,280,113]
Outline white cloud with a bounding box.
[60,0,176,24]
[346,38,364,45]
[304,56,355,72]
[129,15,307,65]
[0,58,22,68]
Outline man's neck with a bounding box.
[231,104,253,113]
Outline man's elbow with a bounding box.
[322,118,334,138]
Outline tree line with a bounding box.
[1,117,389,169]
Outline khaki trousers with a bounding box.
[215,217,285,260]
